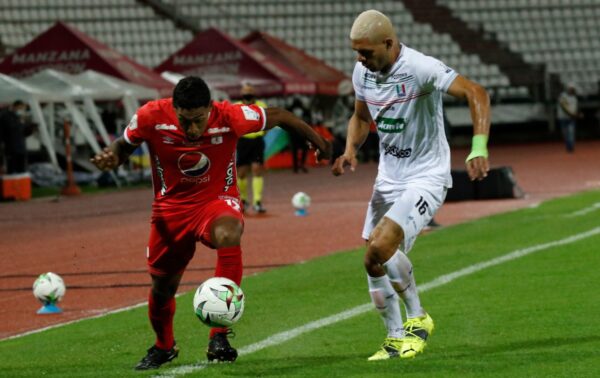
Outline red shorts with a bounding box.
[147,198,243,276]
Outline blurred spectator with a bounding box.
[0,100,36,174]
[287,97,312,173]
[360,121,379,163]
[100,101,119,136]
[236,83,268,213]
[329,95,354,161]
[557,83,582,153]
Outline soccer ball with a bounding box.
[193,277,244,327]
[33,272,66,304]
[291,192,311,210]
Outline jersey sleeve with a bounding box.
[415,55,459,93]
[123,110,148,145]
[225,103,267,137]
[352,63,366,101]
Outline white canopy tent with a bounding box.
[22,69,110,153]
[74,70,159,124]
[2,70,159,180]
[71,71,160,173]
[22,69,158,147]
[161,71,229,101]
[0,73,66,168]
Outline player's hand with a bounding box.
[90,147,119,171]
[332,153,357,176]
[315,139,333,162]
[466,156,489,181]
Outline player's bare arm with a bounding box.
[90,137,138,171]
[332,99,372,176]
[264,107,332,161]
[447,75,491,181]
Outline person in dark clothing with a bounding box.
[100,102,120,136]
[0,100,32,174]
[287,98,312,173]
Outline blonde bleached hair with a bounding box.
[350,9,396,43]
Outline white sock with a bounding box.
[383,250,425,319]
[367,274,404,338]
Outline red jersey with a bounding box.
[124,98,266,214]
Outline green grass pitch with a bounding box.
[2,190,599,377]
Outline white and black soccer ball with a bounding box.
[33,272,66,304]
[193,277,244,327]
[291,192,311,210]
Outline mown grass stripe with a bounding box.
[155,226,600,377]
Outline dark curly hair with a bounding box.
[172,76,212,109]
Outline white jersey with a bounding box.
[557,91,577,120]
[353,44,457,191]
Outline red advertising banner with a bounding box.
[0,22,173,96]
[242,31,352,96]
[155,27,315,98]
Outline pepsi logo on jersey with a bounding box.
[177,152,211,177]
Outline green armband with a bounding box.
[465,134,488,162]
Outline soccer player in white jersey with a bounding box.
[332,10,491,361]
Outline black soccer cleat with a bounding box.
[207,331,238,362]
[134,343,179,370]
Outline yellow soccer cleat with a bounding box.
[400,312,434,359]
[367,337,403,361]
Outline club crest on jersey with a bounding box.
[396,84,407,97]
[177,151,211,177]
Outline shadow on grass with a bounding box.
[195,353,364,377]
[154,336,600,378]
[442,334,600,359]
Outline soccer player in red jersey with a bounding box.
[90,76,332,370]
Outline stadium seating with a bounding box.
[0,0,193,67]
[437,0,600,95]
[2,0,599,98]
[161,0,515,97]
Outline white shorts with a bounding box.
[361,184,447,253]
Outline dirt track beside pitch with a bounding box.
[1,141,599,339]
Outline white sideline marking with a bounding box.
[155,226,600,378]
[3,302,147,341]
[3,292,184,341]
[565,202,600,217]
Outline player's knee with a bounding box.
[366,237,395,265]
[251,165,263,176]
[363,252,378,272]
[151,283,176,302]
[212,221,243,247]
[364,252,386,276]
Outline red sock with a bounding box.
[148,292,175,350]
[210,246,243,339]
[209,327,229,339]
[214,246,243,285]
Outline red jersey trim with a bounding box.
[123,129,138,146]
